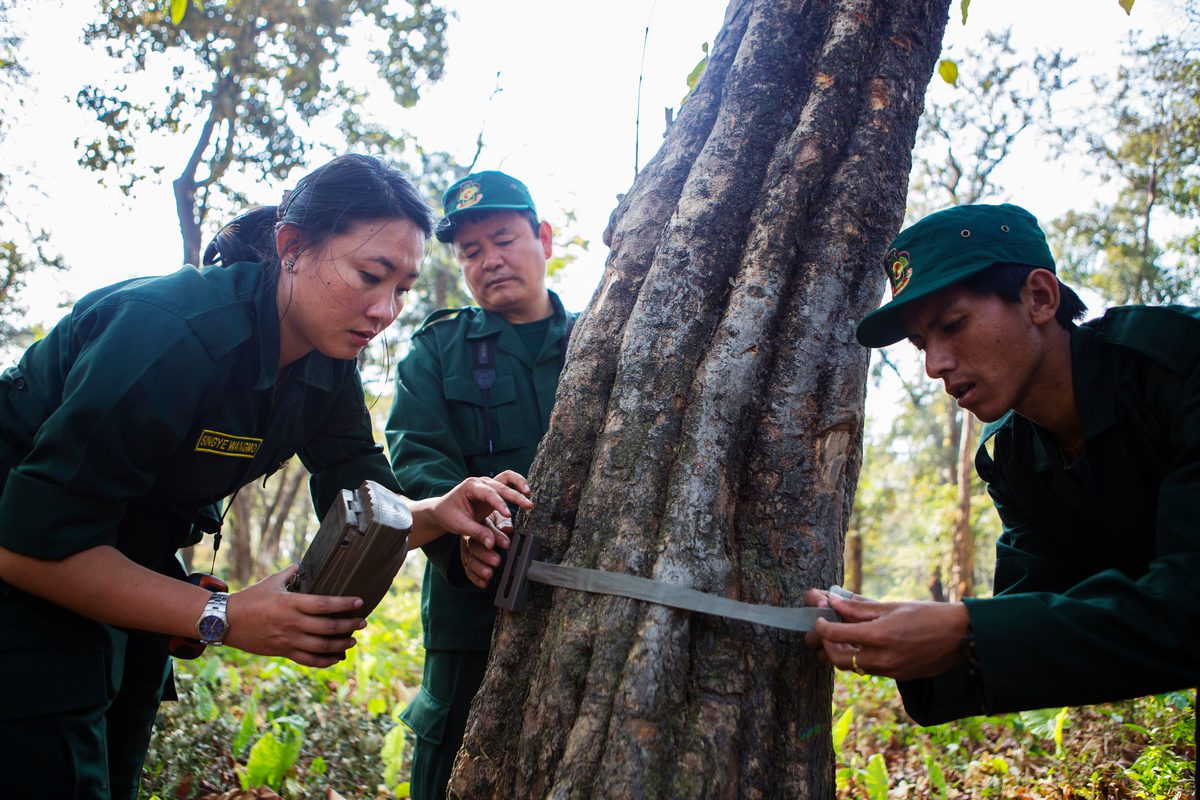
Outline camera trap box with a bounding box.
[287,480,412,617]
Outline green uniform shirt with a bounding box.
[386,291,573,651]
[0,259,399,566]
[899,305,1200,723]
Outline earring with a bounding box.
[285,259,296,272]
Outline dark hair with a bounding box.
[436,207,540,245]
[202,154,434,271]
[960,263,1087,330]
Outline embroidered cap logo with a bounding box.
[455,181,483,210]
[885,248,912,297]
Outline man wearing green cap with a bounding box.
[386,170,576,798]
[805,204,1199,743]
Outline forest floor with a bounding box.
[141,586,1196,799]
[833,673,1195,799]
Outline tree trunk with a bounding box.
[454,1,949,797]
[948,412,975,601]
[227,490,254,586]
[844,532,863,596]
[257,463,306,575]
[173,109,217,269]
[944,396,961,484]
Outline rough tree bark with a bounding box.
[454,1,950,796]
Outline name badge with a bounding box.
[194,429,263,458]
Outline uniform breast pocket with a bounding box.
[442,373,523,455]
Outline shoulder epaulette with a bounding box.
[1093,305,1200,375]
[415,307,474,335]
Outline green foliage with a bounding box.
[679,42,709,108]
[380,708,409,791]
[911,28,1075,213]
[833,673,1195,799]
[546,215,589,283]
[937,59,959,86]
[142,579,425,798]
[925,754,949,800]
[233,691,258,755]
[1125,745,1191,795]
[831,706,853,756]
[1119,0,1136,14]
[864,752,889,800]
[1051,36,1200,305]
[143,583,1194,798]
[167,0,188,26]
[1018,705,1070,756]
[77,0,451,264]
[242,714,306,791]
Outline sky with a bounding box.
[0,0,1177,334]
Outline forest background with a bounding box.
[0,0,1196,797]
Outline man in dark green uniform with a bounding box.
[386,170,576,799]
[805,204,1198,780]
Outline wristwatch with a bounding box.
[196,592,230,646]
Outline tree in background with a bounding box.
[0,0,63,350]
[1052,35,1200,305]
[76,0,450,268]
[849,30,1072,602]
[72,1,454,578]
[452,1,949,795]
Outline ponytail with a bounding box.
[202,206,281,268]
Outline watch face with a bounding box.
[198,614,227,642]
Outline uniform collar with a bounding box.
[1028,323,1115,471]
[463,290,570,368]
[249,267,334,392]
[251,274,281,391]
[1070,322,1117,441]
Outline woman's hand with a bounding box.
[408,470,533,550]
[803,588,970,681]
[224,565,366,668]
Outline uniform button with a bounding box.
[13,377,26,390]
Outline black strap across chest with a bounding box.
[470,315,575,477]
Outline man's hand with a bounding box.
[803,588,970,681]
[460,510,513,589]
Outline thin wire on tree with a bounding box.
[633,0,659,178]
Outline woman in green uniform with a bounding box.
[0,153,529,799]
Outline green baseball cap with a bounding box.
[435,170,538,243]
[855,203,1056,348]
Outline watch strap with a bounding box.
[196,591,230,646]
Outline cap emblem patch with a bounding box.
[885,248,912,297]
[455,181,483,210]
